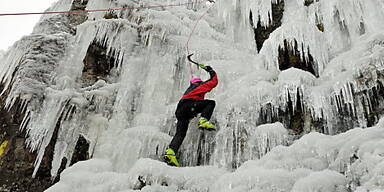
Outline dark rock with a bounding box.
[250,1,284,52]
[0,97,53,192]
[104,12,118,19]
[68,0,89,27]
[304,0,314,6]
[82,41,118,86]
[278,40,318,77]
[71,135,90,165]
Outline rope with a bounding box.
[0,2,193,16]
[185,1,216,78]
[0,0,216,79]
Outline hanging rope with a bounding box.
[0,2,194,16]
[185,1,216,78]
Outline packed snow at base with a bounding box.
[47,119,384,192]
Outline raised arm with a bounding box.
[197,66,218,93]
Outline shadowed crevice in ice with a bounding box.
[278,40,318,77]
[250,1,285,52]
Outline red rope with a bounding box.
[0,2,192,16]
[185,2,215,78]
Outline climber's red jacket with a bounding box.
[181,68,218,101]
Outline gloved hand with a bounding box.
[204,66,213,72]
[198,63,207,70]
[198,64,214,73]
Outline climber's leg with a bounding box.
[193,100,217,130]
[168,117,190,153]
[164,100,194,166]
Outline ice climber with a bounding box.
[163,64,218,166]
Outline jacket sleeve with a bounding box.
[204,67,217,89]
[188,72,218,95]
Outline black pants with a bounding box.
[169,99,216,153]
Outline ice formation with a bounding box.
[0,0,383,191]
[48,120,384,192]
[0,50,4,59]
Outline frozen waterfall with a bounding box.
[0,0,383,191]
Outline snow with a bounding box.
[47,158,227,192]
[47,119,384,192]
[0,0,383,191]
[291,170,348,192]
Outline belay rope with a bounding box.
[185,0,216,78]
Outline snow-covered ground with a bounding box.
[47,119,384,192]
[0,0,383,191]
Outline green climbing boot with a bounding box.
[162,148,180,166]
[198,117,216,131]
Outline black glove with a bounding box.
[204,66,215,77]
[205,66,213,72]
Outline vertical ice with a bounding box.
[0,0,383,191]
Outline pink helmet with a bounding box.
[190,77,202,84]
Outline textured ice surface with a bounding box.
[47,158,227,192]
[47,119,384,192]
[0,50,4,59]
[0,0,383,191]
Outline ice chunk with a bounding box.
[94,126,171,173]
[291,170,348,192]
[213,121,288,169]
[127,158,227,191]
[277,68,317,111]
[211,162,311,192]
[260,20,328,76]
[248,122,288,158]
[46,158,131,192]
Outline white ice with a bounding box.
[48,118,384,192]
[0,0,383,191]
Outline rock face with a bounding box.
[251,1,284,52]
[0,96,52,192]
[82,41,118,86]
[0,0,92,191]
[0,105,90,192]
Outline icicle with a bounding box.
[277,68,316,111]
[248,122,288,158]
[260,20,328,75]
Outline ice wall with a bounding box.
[0,0,222,178]
[216,0,384,134]
[0,0,383,191]
[0,50,4,59]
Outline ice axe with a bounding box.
[187,54,207,70]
